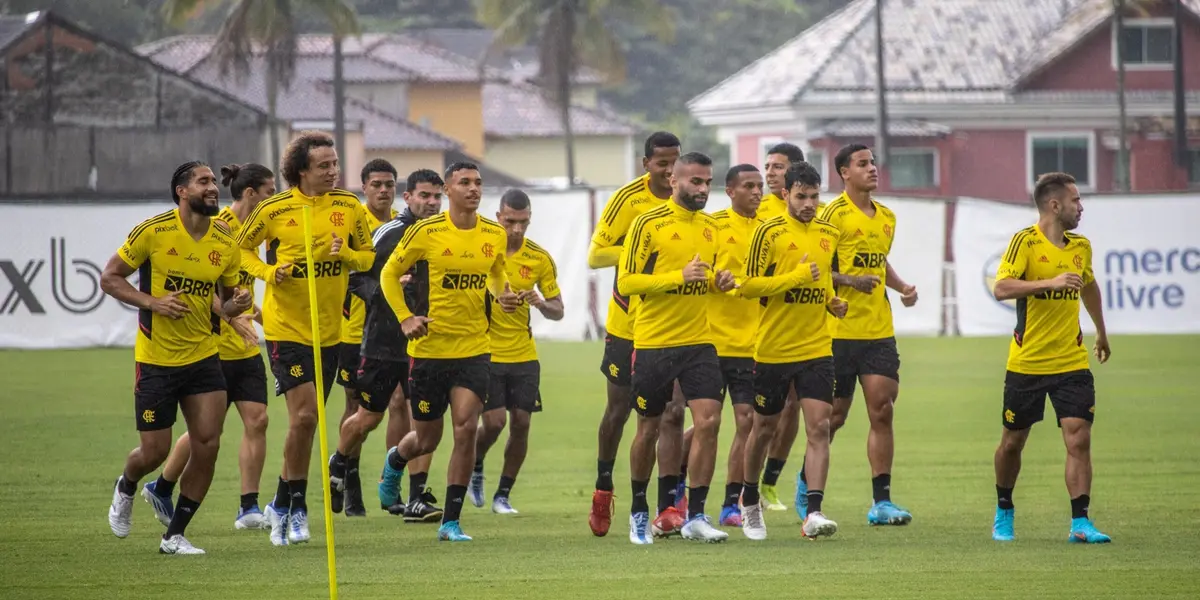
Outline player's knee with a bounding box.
[509,412,531,438]
[1064,431,1091,457]
[360,411,384,432]
[692,410,721,434]
[243,411,268,438]
[734,412,753,437]
[292,407,319,432]
[866,400,893,428]
[482,409,507,433]
[806,417,832,444]
[143,440,173,466]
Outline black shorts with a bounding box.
[408,354,490,422]
[356,358,408,413]
[719,357,755,406]
[832,337,901,399]
[599,334,634,386]
[630,344,723,418]
[268,341,338,398]
[221,355,267,406]
[336,342,361,388]
[753,357,835,416]
[1003,369,1095,430]
[485,360,542,413]
[134,355,226,432]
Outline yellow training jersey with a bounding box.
[708,208,762,358]
[237,188,375,347]
[380,212,509,360]
[490,238,561,363]
[591,174,670,340]
[341,208,397,345]
[756,193,787,221]
[118,208,243,367]
[741,214,839,363]
[819,193,897,340]
[214,207,261,361]
[996,225,1095,375]
[618,201,721,350]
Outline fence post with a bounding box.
[585,187,601,341]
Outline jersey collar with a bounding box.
[665,198,702,219]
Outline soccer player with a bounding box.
[678,164,763,527]
[587,131,687,537]
[100,161,252,554]
[990,172,1112,544]
[618,152,737,544]
[328,158,401,517]
[469,190,564,514]
[237,131,376,546]
[807,143,918,526]
[756,142,804,221]
[140,163,276,532]
[377,162,520,542]
[334,167,444,523]
[738,162,847,541]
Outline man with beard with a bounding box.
[377,162,520,542]
[237,132,376,546]
[990,171,1112,544]
[100,161,253,554]
[618,152,736,544]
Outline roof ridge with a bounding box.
[789,0,877,103]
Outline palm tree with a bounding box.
[476,0,675,186]
[162,0,359,186]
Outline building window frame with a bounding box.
[1027,131,1096,193]
[887,147,939,190]
[1112,17,1175,71]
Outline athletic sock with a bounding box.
[495,475,516,500]
[154,475,176,497]
[687,486,709,518]
[330,451,347,478]
[164,495,200,538]
[273,476,289,509]
[997,486,1015,510]
[763,458,786,486]
[409,472,429,503]
[443,484,467,523]
[388,450,408,472]
[872,473,892,503]
[799,454,808,484]
[1071,494,1090,520]
[117,475,137,496]
[631,480,650,514]
[346,456,361,487]
[742,482,760,507]
[723,482,742,508]
[679,462,689,484]
[474,457,484,474]
[807,490,824,514]
[289,479,308,512]
[658,475,679,513]
[240,492,258,511]
[596,459,615,492]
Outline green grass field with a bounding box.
[2,336,1199,599]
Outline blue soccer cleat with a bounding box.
[867,500,913,526]
[437,520,473,542]
[794,474,809,521]
[141,480,175,527]
[629,512,653,545]
[992,507,1015,541]
[718,505,742,527]
[378,448,404,509]
[469,471,486,508]
[1068,517,1111,544]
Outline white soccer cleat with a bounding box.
[629,512,653,545]
[108,480,134,538]
[234,506,269,530]
[266,503,289,547]
[802,512,839,539]
[287,509,311,544]
[681,515,729,543]
[159,534,206,555]
[741,502,767,541]
[491,497,519,515]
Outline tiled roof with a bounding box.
[0,12,37,53]
[808,119,951,139]
[483,82,636,138]
[691,0,1200,113]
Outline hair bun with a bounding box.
[220,164,240,187]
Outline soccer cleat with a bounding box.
[867,500,913,526]
[992,507,1015,541]
[159,534,205,555]
[761,483,787,511]
[108,479,134,538]
[589,490,615,537]
[629,512,653,545]
[343,482,367,517]
[674,481,688,516]
[141,481,175,527]
[469,471,486,508]
[377,448,404,510]
[437,520,472,542]
[328,454,344,514]
[794,475,809,521]
[681,514,729,543]
[403,496,444,523]
[235,505,268,530]
[1068,517,1112,544]
[265,502,289,546]
[719,505,742,527]
[492,496,519,515]
[802,512,839,538]
[741,501,767,541]
[651,506,685,538]
[287,508,311,544]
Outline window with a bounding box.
[807,150,828,190]
[1028,133,1094,191]
[1115,19,1174,68]
[888,149,937,189]
[1189,149,1200,186]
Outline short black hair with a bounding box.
[444,161,479,182]
[171,161,209,204]
[675,151,713,168]
[281,131,335,187]
[360,158,398,184]
[405,169,443,193]
[643,131,681,159]
[766,142,805,165]
[834,143,871,181]
[725,164,759,186]
[784,162,822,191]
[1033,172,1077,210]
[220,163,273,200]
[499,189,531,211]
